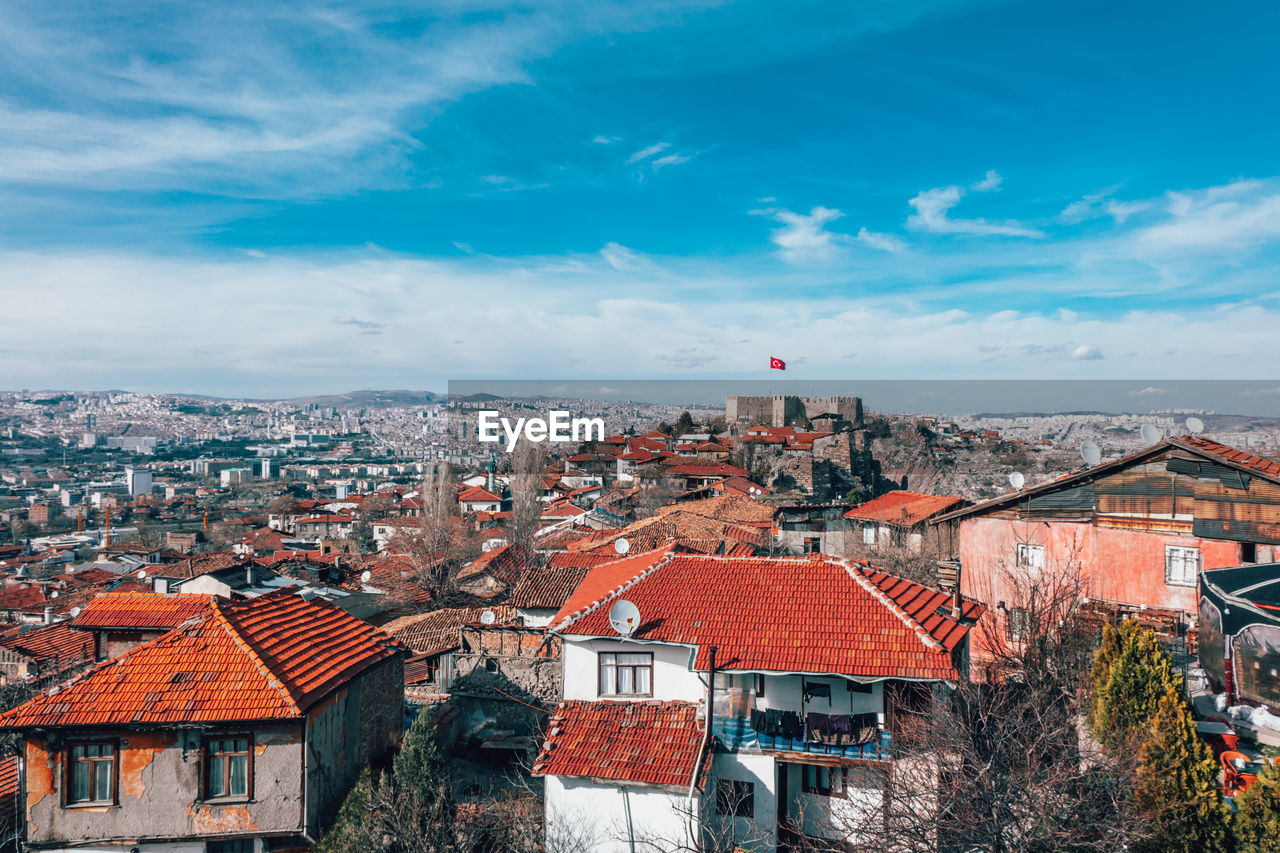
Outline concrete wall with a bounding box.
[562,639,701,702]
[305,655,404,833]
[25,724,306,847]
[544,775,697,853]
[703,751,777,852]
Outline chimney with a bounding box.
[246,565,254,587]
[950,560,964,619]
[43,606,53,625]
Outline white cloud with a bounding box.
[1136,180,1280,250]
[592,135,619,145]
[907,178,1044,238]
[627,142,671,164]
[854,227,906,253]
[971,169,1002,192]
[651,152,692,170]
[1058,186,1149,224]
[5,249,1280,395]
[1130,385,1169,396]
[755,206,849,264]
[599,242,644,271]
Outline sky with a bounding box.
[3,1,1280,400]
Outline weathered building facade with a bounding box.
[936,435,1280,664]
[0,590,404,853]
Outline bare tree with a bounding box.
[387,463,479,603]
[812,543,1149,853]
[508,441,548,551]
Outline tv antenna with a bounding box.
[481,609,497,626]
[614,537,631,556]
[1140,424,1161,445]
[608,599,641,637]
[1080,440,1102,467]
[1186,417,1205,435]
[1008,471,1025,490]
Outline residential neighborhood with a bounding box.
[0,387,1277,851]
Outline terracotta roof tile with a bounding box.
[532,700,710,787]
[844,491,967,526]
[510,564,593,610]
[554,554,976,681]
[382,606,516,654]
[0,623,94,666]
[72,592,216,631]
[0,589,402,729]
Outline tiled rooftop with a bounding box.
[554,553,978,681]
[843,491,967,526]
[0,589,402,729]
[72,592,216,630]
[532,700,710,787]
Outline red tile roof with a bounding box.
[0,590,402,729]
[552,547,674,622]
[545,551,621,570]
[382,606,516,655]
[532,700,710,787]
[0,623,94,666]
[510,564,593,611]
[455,542,534,588]
[843,491,967,526]
[553,553,977,681]
[1175,435,1280,479]
[72,592,216,631]
[459,486,502,503]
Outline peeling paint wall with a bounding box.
[305,655,404,834]
[26,725,305,846]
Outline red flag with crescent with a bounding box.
[769,357,786,370]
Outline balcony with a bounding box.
[711,714,892,761]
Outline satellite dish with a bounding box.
[481,609,496,625]
[70,606,81,618]
[1186,417,1205,435]
[608,599,641,637]
[50,590,59,599]
[1140,424,1161,444]
[1009,472,1025,490]
[1080,440,1102,467]
[137,570,147,580]
[360,570,372,583]
[614,537,631,556]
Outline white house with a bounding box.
[533,547,982,852]
[459,485,504,514]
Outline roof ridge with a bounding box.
[551,547,677,633]
[209,595,304,715]
[838,559,944,653]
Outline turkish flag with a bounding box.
[770,357,786,370]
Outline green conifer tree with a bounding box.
[1133,688,1230,853]
[1234,758,1280,853]
[1092,623,1180,748]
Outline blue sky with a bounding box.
[3,0,1280,398]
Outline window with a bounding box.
[1007,607,1030,642]
[715,779,754,817]
[1016,543,1045,570]
[803,536,820,554]
[862,526,876,545]
[598,652,652,696]
[1242,542,1257,564]
[206,737,252,800]
[208,841,256,853]
[801,764,845,797]
[1165,546,1200,586]
[67,742,116,805]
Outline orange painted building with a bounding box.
[934,435,1280,663]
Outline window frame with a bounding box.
[1016,543,1045,570]
[64,740,118,807]
[204,734,254,803]
[597,651,654,698]
[714,779,755,817]
[801,764,846,798]
[1164,545,1200,587]
[1007,606,1031,642]
[862,525,876,546]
